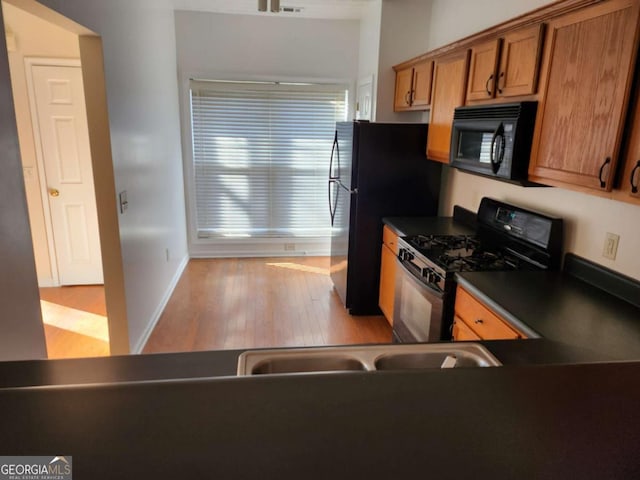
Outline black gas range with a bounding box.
[392,197,563,343]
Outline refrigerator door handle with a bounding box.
[328,180,338,227]
[329,131,339,180]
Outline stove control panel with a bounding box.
[477,197,563,262]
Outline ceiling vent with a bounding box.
[281,6,304,13]
[258,0,303,14]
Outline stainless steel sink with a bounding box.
[250,355,367,375]
[374,350,496,370]
[237,343,501,375]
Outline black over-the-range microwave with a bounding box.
[449,101,538,183]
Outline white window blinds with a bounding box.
[190,80,348,239]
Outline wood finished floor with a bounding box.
[143,257,393,353]
[39,285,110,359]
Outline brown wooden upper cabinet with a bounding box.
[616,88,640,203]
[394,60,434,111]
[426,50,470,163]
[466,24,544,102]
[529,0,640,192]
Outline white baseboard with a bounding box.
[190,249,330,258]
[189,239,330,258]
[37,277,57,288]
[132,254,190,354]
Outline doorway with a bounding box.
[2,0,129,357]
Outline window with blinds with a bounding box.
[189,80,348,240]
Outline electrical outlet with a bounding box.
[602,232,619,260]
[284,243,296,252]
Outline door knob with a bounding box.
[49,188,60,197]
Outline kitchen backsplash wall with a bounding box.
[439,169,640,281]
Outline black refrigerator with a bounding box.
[329,121,441,315]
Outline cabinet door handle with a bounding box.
[474,319,484,324]
[630,160,640,194]
[404,91,411,106]
[485,74,494,97]
[497,71,505,95]
[598,157,611,188]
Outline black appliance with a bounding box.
[450,102,538,183]
[392,197,563,343]
[329,121,441,315]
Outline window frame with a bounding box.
[179,72,354,258]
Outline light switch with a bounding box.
[23,166,35,180]
[119,190,128,214]
[5,29,16,52]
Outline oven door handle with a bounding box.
[395,255,444,299]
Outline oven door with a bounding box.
[392,257,444,343]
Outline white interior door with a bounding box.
[31,64,103,285]
[356,75,374,121]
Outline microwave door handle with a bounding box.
[490,123,505,174]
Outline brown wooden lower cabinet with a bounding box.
[452,315,481,341]
[453,286,526,340]
[379,244,396,325]
[379,226,399,326]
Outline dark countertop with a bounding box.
[383,215,474,237]
[457,271,640,361]
[2,361,639,479]
[0,349,243,388]
[0,339,612,389]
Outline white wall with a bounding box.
[175,10,360,256]
[428,0,554,49]
[175,11,359,82]
[39,0,189,352]
[0,4,47,360]
[357,0,381,120]
[427,0,640,281]
[375,0,432,122]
